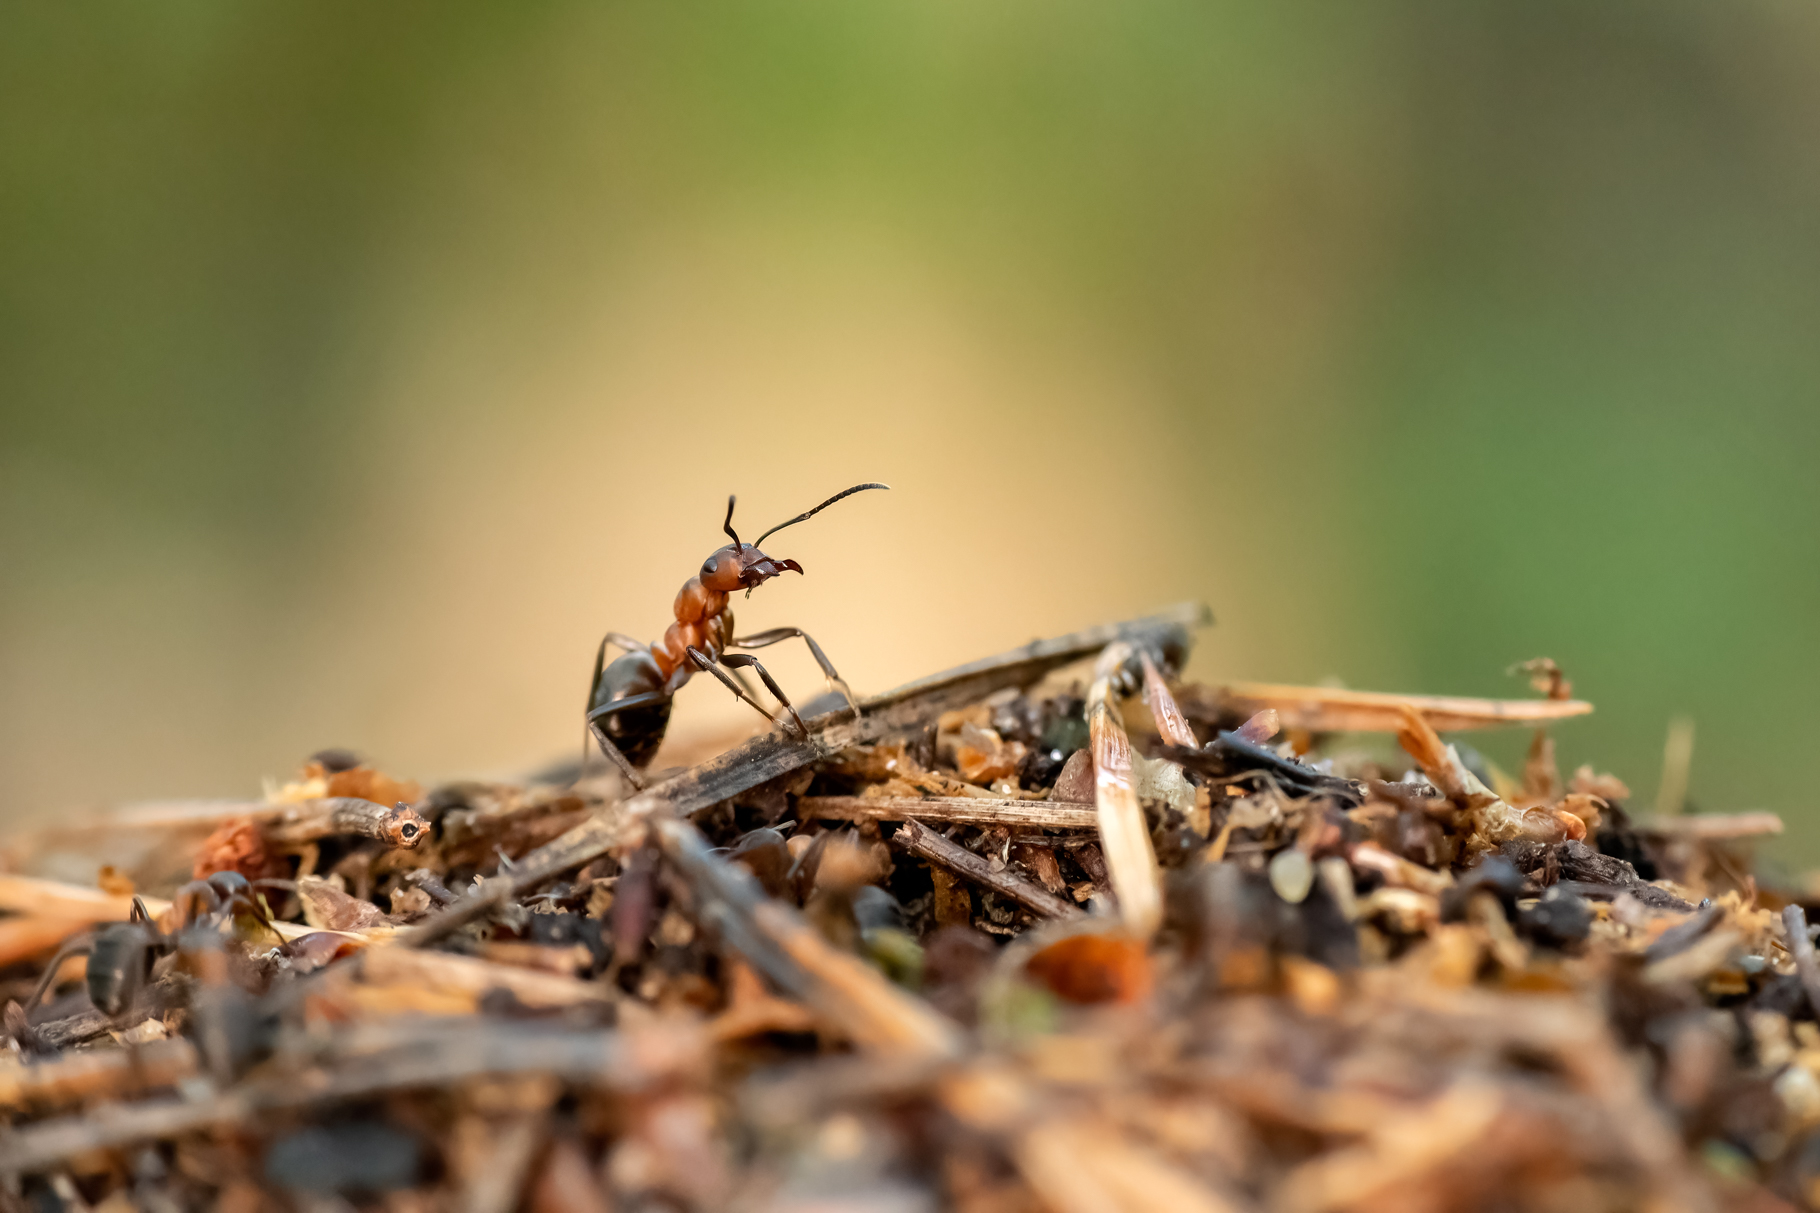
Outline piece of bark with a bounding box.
[1052,751,1095,804]
[932,869,972,929]
[892,820,1081,921]
[31,1009,117,1051]
[1553,841,1638,886]
[801,796,1096,830]
[1541,841,1694,910]
[1019,846,1067,895]
[298,876,394,932]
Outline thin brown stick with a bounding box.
[262,798,431,849]
[801,796,1097,830]
[1218,682,1594,734]
[1784,905,1820,1020]
[1634,812,1782,840]
[0,1024,642,1175]
[397,605,1207,948]
[891,820,1081,921]
[0,1036,198,1113]
[359,945,613,1010]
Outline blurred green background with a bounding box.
[4,4,1817,858]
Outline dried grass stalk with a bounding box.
[1087,642,1162,938]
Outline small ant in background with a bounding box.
[585,483,888,787]
[14,871,284,1030]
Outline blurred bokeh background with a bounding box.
[4,4,1818,856]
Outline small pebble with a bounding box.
[1052,751,1095,803]
[266,1122,422,1193]
[1269,849,1314,905]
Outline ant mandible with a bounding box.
[585,482,887,787]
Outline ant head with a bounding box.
[701,484,887,595]
[699,543,801,594]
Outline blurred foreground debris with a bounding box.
[0,604,1812,1212]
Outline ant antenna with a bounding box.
[723,495,743,549]
[754,483,889,547]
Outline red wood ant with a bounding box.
[585,483,888,787]
[20,871,284,1024]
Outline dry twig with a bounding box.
[890,820,1082,920]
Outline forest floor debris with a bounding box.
[0,604,1812,1212]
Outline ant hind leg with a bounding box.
[587,691,672,793]
[579,632,657,787]
[22,932,96,1016]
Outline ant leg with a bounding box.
[587,633,651,703]
[685,646,804,737]
[730,627,860,718]
[586,691,671,792]
[588,720,646,793]
[580,632,655,785]
[169,882,221,927]
[717,652,808,738]
[23,933,95,1014]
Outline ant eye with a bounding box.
[701,558,718,579]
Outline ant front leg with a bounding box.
[685,647,807,738]
[730,627,860,720]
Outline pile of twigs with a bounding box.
[0,604,1812,1213]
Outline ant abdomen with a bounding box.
[591,650,673,769]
